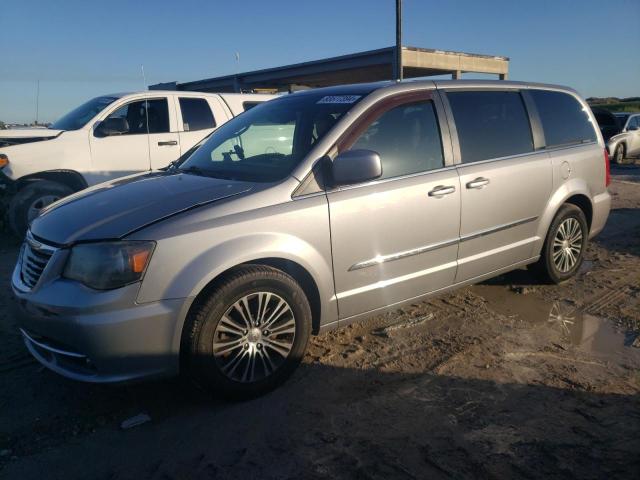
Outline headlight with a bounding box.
[63,241,155,290]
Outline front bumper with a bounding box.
[11,254,193,383]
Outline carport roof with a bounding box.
[150,46,509,93]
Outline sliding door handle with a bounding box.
[466,177,490,189]
[158,140,178,146]
[428,185,456,197]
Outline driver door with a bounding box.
[327,92,461,319]
[88,97,178,185]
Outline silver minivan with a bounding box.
[12,80,611,397]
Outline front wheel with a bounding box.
[528,204,588,284]
[184,265,312,399]
[8,180,73,237]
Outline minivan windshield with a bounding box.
[179,92,365,182]
[50,95,119,131]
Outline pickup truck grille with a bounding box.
[21,233,56,289]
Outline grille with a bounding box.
[20,233,56,289]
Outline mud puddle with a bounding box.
[471,281,638,360]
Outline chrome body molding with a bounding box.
[459,215,538,242]
[348,216,538,271]
[348,238,459,271]
[20,328,87,359]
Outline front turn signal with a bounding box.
[0,154,8,169]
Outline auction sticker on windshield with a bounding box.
[317,95,361,104]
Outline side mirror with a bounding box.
[332,149,382,186]
[94,117,129,137]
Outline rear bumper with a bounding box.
[589,190,611,239]
[11,269,193,383]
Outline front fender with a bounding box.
[174,232,332,302]
[138,230,336,354]
[0,130,90,181]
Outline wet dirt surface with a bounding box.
[1,167,639,479]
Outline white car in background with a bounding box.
[608,112,640,164]
[0,91,276,235]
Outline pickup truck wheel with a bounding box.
[8,181,73,238]
[528,204,588,284]
[613,144,626,164]
[184,265,312,399]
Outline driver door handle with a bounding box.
[466,177,490,189]
[428,185,456,197]
[158,140,178,146]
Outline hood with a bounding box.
[30,170,253,245]
[0,128,63,147]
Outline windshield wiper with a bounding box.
[179,165,208,176]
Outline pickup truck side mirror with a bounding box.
[332,149,382,186]
[94,117,129,137]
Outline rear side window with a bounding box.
[447,91,533,163]
[530,90,597,147]
[179,97,215,131]
[351,100,444,180]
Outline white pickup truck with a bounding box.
[0,91,276,235]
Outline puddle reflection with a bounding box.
[547,301,628,355]
[471,284,636,358]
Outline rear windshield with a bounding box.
[180,93,365,182]
[530,90,597,147]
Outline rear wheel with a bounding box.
[529,204,588,284]
[613,144,626,164]
[184,265,311,399]
[8,180,73,238]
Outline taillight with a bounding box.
[604,148,611,187]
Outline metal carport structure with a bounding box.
[150,46,509,93]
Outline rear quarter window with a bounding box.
[530,90,597,147]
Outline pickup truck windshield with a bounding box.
[50,96,119,131]
[180,92,365,182]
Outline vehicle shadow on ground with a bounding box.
[1,355,638,480]
[594,207,640,258]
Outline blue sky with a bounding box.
[1,0,638,123]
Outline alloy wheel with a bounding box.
[27,195,60,223]
[552,217,583,273]
[212,292,296,383]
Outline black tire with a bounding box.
[528,204,588,284]
[184,265,312,399]
[8,180,73,238]
[613,144,626,165]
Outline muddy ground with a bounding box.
[1,166,639,480]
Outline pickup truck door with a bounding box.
[327,92,460,319]
[175,96,230,157]
[89,96,179,182]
